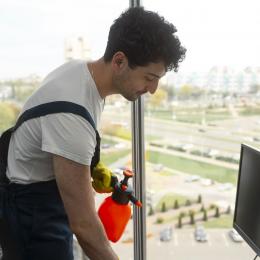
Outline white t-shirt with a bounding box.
[6,60,104,184]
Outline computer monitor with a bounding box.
[234,144,260,256]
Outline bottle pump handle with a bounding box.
[123,170,142,207]
[121,169,133,191]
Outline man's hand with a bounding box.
[92,162,115,193]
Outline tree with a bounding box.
[189,210,195,225]
[185,199,191,207]
[215,207,220,218]
[178,84,193,100]
[0,102,19,131]
[197,194,202,204]
[161,202,167,212]
[209,204,216,210]
[174,199,179,209]
[161,83,176,102]
[226,205,231,215]
[179,212,186,218]
[156,217,164,224]
[177,215,182,228]
[3,76,41,102]
[203,209,208,222]
[148,205,154,216]
[148,88,168,109]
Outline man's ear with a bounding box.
[112,51,128,71]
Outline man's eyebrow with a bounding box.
[147,72,161,78]
[147,72,165,79]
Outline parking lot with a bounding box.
[112,229,256,260]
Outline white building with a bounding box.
[167,66,260,93]
[64,36,92,62]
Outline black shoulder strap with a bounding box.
[0,101,100,183]
[14,101,96,131]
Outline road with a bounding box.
[102,110,260,154]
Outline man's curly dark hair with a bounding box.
[104,7,186,72]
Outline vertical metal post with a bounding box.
[131,96,146,260]
[127,1,145,259]
[129,0,142,7]
[129,3,146,259]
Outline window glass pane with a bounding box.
[144,1,260,259]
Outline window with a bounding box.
[144,0,260,259]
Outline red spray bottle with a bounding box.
[98,169,142,243]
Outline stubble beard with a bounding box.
[114,75,137,102]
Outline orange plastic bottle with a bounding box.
[98,169,142,243]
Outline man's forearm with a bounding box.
[52,155,118,259]
[73,213,118,260]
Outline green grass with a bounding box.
[176,113,231,124]
[145,135,163,142]
[204,214,233,228]
[239,107,260,116]
[101,138,117,145]
[146,107,260,123]
[101,149,130,166]
[158,170,176,176]
[145,109,232,123]
[148,151,238,184]
[147,106,260,124]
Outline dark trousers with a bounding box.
[0,180,73,260]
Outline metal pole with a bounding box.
[129,2,146,259]
[131,96,146,260]
[129,0,142,7]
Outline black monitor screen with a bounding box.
[234,144,260,255]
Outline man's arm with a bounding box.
[53,155,118,260]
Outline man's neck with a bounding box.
[88,58,114,99]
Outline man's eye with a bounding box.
[145,77,154,82]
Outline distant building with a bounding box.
[167,66,260,93]
[64,36,92,61]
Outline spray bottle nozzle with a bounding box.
[120,169,133,189]
[111,169,142,208]
[129,194,142,207]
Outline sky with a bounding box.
[0,0,260,79]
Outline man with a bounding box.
[1,6,186,260]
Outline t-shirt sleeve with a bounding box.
[41,113,96,165]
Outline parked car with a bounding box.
[101,143,111,149]
[114,142,126,149]
[194,225,208,242]
[201,178,214,186]
[218,183,234,191]
[160,226,173,242]
[185,175,200,182]
[253,136,260,142]
[153,164,164,172]
[229,228,243,242]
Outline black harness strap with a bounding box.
[14,101,96,131]
[0,101,101,260]
[0,101,100,184]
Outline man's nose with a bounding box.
[148,81,159,94]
